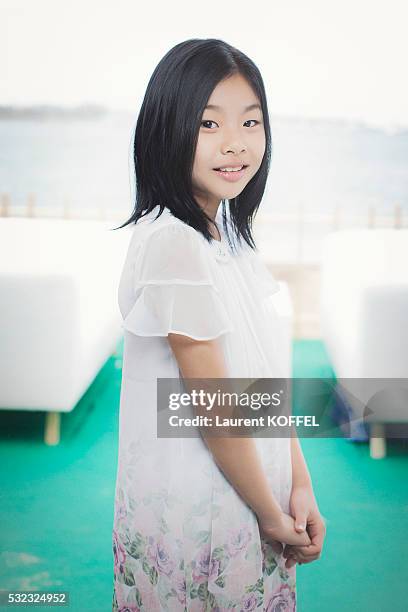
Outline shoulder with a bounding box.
[138,218,205,262]
[131,208,202,251]
[129,210,212,284]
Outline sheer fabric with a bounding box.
[112,207,296,612]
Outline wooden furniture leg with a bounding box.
[369,422,386,459]
[44,411,61,446]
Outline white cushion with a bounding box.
[0,218,131,411]
[320,229,408,421]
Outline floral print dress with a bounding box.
[112,206,296,611]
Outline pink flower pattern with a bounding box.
[112,438,296,610]
[192,544,211,584]
[146,535,175,577]
[265,584,296,612]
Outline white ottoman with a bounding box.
[0,218,132,445]
[319,228,408,457]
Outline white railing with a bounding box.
[2,194,405,339]
[254,203,405,265]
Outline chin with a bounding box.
[222,188,246,199]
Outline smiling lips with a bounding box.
[213,164,248,182]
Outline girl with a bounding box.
[112,38,326,611]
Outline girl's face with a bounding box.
[192,73,266,217]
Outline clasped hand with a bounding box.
[259,485,326,569]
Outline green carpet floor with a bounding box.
[0,340,407,611]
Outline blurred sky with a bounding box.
[2,0,408,129]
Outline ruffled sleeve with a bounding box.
[122,223,234,340]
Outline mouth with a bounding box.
[213,164,249,182]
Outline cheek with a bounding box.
[255,131,266,159]
[197,137,211,158]
[193,140,213,176]
[192,139,203,169]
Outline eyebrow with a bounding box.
[204,103,262,112]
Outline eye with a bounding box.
[201,119,261,129]
[244,120,261,127]
[201,120,218,129]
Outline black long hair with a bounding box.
[113,38,273,252]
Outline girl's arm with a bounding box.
[290,434,317,502]
[168,333,282,525]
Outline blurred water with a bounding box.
[1,111,407,221]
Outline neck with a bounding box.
[195,194,221,223]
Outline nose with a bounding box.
[223,144,247,155]
[222,129,247,155]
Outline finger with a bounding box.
[292,549,321,562]
[282,545,294,559]
[297,534,313,547]
[286,551,320,567]
[297,550,319,560]
[292,543,320,557]
[303,546,322,561]
[311,530,325,552]
[306,522,326,544]
[294,515,308,533]
[284,550,296,561]
[297,555,320,564]
[271,541,283,555]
